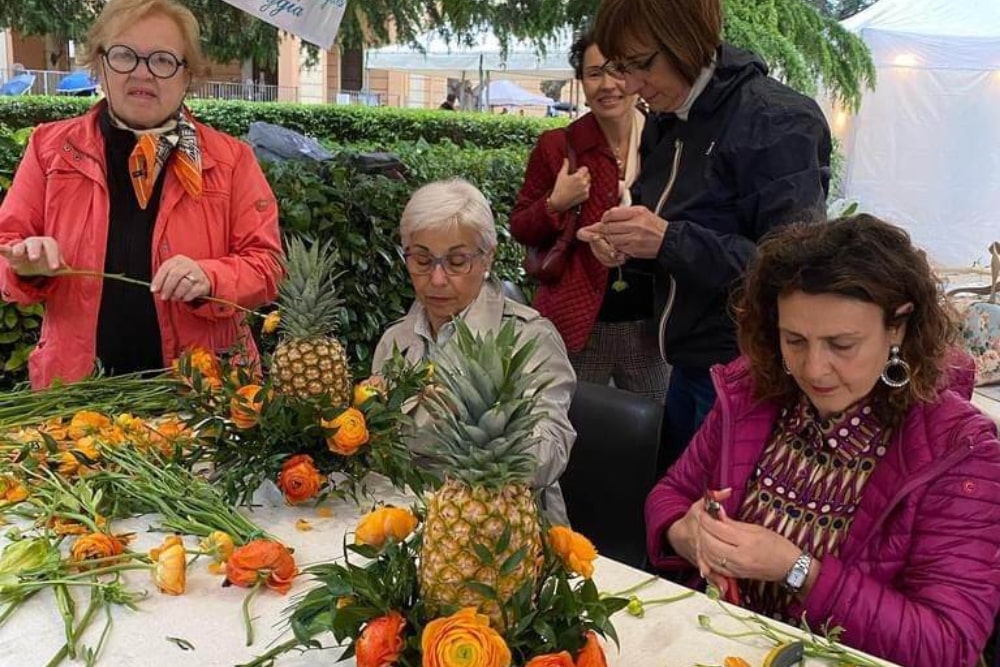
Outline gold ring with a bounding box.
[720,557,728,569]
[182,274,195,281]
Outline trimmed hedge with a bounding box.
[0,96,565,148]
[0,123,533,386]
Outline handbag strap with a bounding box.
[557,128,581,243]
[946,241,1000,304]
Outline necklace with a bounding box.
[611,144,626,178]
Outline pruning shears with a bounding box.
[763,641,805,667]
[704,489,742,606]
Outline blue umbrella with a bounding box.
[0,74,35,96]
[57,71,99,95]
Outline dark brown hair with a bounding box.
[593,0,722,85]
[734,214,956,425]
[568,31,595,81]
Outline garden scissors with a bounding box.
[704,489,742,606]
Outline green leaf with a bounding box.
[499,545,528,578]
[472,542,494,566]
[462,581,499,601]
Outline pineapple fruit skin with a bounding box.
[272,336,352,405]
[420,478,543,629]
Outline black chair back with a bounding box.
[562,382,663,569]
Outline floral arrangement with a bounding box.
[173,342,433,507]
[0,408,304,662]
[245,505,627,667]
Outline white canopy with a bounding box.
[364,30,575,80]
[481,79,555,107]
[839,0,1000,267]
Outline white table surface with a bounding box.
[0,479,896,667]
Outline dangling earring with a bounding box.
[781,358,792,375]
[881,345,911,388]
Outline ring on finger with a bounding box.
[182,274,195,282]
[720,557,728,569]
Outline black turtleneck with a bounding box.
[95,110,164,375]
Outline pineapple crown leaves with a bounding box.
[421,319,550,488]
[276,235,346,338]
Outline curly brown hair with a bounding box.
[734,213,956,425]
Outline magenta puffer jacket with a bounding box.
[646,356,1000,667]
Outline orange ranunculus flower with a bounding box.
[723,658,752,667]
[548,526,598,579]
[525,652,574,667]
[70,532,124,567]
[150,535,187,595]
[421,607,511,667]
[225,539,297,594]
[277,454,324,504]
[67,411,111,440]
[355,610,406,667]
[574,632,607,667]
[229,384,264,429]
[0,475,27,504]
[176,346,222,389]
[323,407,370,456]
[354,506,418,549]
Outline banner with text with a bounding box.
[219,0,347,49]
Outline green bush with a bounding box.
[0,96,564,149]
[0,124,534,383]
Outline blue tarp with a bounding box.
[57,71,99,95]
[0,74,35,96]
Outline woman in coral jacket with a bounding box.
[0,0,282,389]
[646,214,1000,667]
[510,31,669,404]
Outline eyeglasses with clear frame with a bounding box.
[100,45,187,79]
[582,61,626,82]
[403,250,485,276]
[606,50,660,78]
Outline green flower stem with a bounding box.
[236,637,302,667]
[605,575,660,599]
[642,590,696,607]
[53,584,76,658]
[54,269,260,317]
[242,581,263,647]
[46,582,102,667]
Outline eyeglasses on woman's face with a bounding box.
[582,62,626,82]
[403,250,485,276]
[607,50,660,78]
[101,44,186,79]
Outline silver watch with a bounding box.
[784,552,812,593]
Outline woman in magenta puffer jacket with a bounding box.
[647,214,1000,667]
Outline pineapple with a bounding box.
[270,237,351,404]
[418,320,546,629]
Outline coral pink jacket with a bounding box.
[646,356,1000,667]
[0,105,283,388]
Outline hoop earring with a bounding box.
[781,358,792,375]
[881,345,911,388]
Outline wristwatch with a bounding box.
[784,552,813,593]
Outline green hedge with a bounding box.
[0,97,564,148]
[0,124,533,386]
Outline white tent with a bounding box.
[839,0,1000,268]
[364,29,575,80]
[481,79,555,108]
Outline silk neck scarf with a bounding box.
[110,107,203,210]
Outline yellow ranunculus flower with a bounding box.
[353,382,382,407]
[421,607,511,667]
[354,506,418,548]
[547,526,598,579]
[0,475,27,504]
[262,310,281,334]
[200,530,235,565]
[150,535,187,595]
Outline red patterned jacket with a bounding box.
[510,112,622,352]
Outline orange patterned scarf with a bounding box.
[121,110,203,209]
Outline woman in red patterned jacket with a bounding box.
[510,32,669,403]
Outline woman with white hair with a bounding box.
[371,178,576,524]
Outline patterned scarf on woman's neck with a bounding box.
[110,107,203,209]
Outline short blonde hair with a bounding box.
[81,0,206,78]
[400,179,498,252]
